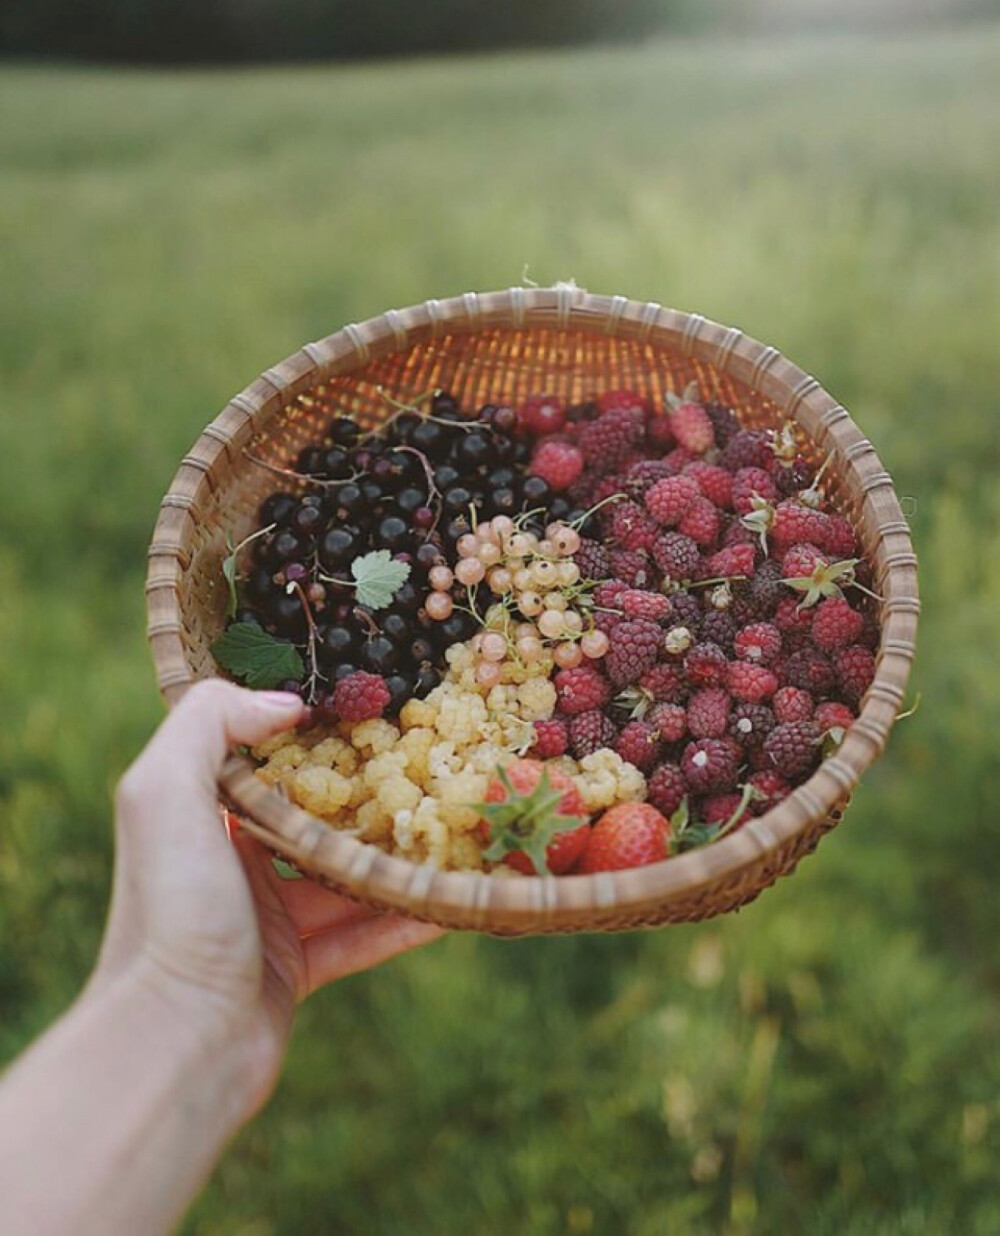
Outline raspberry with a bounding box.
[649,701,687,742]
[597,389,648,417]
[605,619,663,687]
[722,518,759,549]
[648,762,687,816]
[771,500,833,553]
[668,592,703,634]
[530,439,584,491]
[678,496,722,548]
[621,589,673,622]
[640,662,686,704]
[683,461,734,510]
[686,687,732,739]
[763,721,821,778]
[624,459,674,501]
[721,430,772,472]
[664,445,698,472]
[645,475,700,526]
[775,595,813,635]
[646,411,677,452]
[747,769,792,815]
[731,467,777,515]
[610,500,658,552]
[781,647,836,696]
[554,664,612,714]
[811,598,865,652]
[684,641,729,687]
[728,661,778,703]
[574,538,612,581]
[836,644,876,702]
[520,394,566,437]
[531,718,569,759]
[579,407,645,472]
[593,578,628,609]
[814,701,856,733]
[594,609,622,636]
[703,401,740,446]
[652,531,702,581]
[615,720,664,772]
[333,671,391,721]
[569,710,618,760]
[682,738,739,794]
[773,686,814,723]
[825,514,859,560]
[730,702,775,751]
[608,549,654,589]
[782,542,828,579]
[745,559,785,617]
[670,401,715,453]
[707,543,756,579]
[774,458,816,496]
[734,622,782,664]
[699,609,737,653]
[702,793,743,826]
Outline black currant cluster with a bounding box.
[234,391,588,716]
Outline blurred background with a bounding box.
[2,1,1000,1232]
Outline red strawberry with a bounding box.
[480,759,590,875]
[579,802,671,872]
[530,439,584,491]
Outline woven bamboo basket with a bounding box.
[147,287,918,935]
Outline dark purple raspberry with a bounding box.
[648,762,687,816]
[608,549,654,589]
[666,591,702,634]
[699,609,737,653]
[624,459,674,501]
[568,710,618,759]
[614,720,664,772]
[652,531,702,581]
[703,401,741,447]
[683,641,729,688]
[681,738,740,794]
[605,619,663,687]
[781,647,836,696]
[729,702,775,754]
[775,458,816,496]
[746,558,785,617]
[763,721,821,779]
[720,429,773,473]
[574,537,612,582]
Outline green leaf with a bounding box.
[351,550,412,611]
[220,524,275,620]
[211,622,304,689]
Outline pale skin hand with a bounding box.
[0,681,444,1236]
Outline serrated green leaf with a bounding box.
[351,549,412,611]
[211,622,304,689]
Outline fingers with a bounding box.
[302,914,445,996]
[274,876,378,938]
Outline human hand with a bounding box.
[93,680,444,1118]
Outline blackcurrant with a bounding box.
[415,542,444,572]
[318,525,362,570]
[332,482,367,522]
[456,432,493,470]
[332,661,360,683]
[396,487,427,517]
[381,612,411,647]
[375,515,410,552]
[391,580,421,614]
[410,635,434,663]
[442,486,472,516]
[322,447,353,480]
[487,466,516,489]
[491,487,518,516]
[266,529,308,567]
[246,565,277,603]
[431,390,460,418]
[296,446,325,475]
[384,673,414,715]
[360,636,399,674]
[329,416,360,447]
[319,625,360,662]
[434,464,460,491]
[271,593,307,639]
[259,492,298,527]
[291,503,325,537]
[521,475,552,506]
[411,420,448,459]
[414,665,441,698]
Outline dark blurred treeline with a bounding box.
[0,0,707,64]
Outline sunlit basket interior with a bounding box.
[147,288,918,935]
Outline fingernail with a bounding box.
[255,691,305,712]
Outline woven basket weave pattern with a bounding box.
[148,289,918,935]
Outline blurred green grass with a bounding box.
[3,25,1000,1234]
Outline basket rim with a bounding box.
[147,286,919,931]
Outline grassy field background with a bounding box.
[3,25,1000,1234]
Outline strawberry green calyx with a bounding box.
[478,767,585,875]
[783,558,860,609]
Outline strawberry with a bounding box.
[579,802,671,872]
[480,758,590,875]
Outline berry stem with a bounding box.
[290,580,325,705]
[242,450,363,489]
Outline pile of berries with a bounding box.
[229,381,880,876]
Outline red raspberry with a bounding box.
[670,401,715,453]
[771,501,832,553]
[593,579,628,609]
[720,430,772,472]
[835,645,876,702]
[647,411,677,451]
[648,762,687,816]
[702,792,743,826]
[531,718,569,759]
[684,641,729,687]
[682,738,739,794]
[678,496,722,548]
[606,619,663,687]
[686,687,732,738]
[729,702,775,750]
[707,543,756,579]
[781,647,836,696]
[747,769,792,815]
[519,394,566,436]
[591,474,629,507]
[568,710,618,759]
[610,500,658,552]
[722,518,759,549]
[640,662,686,704]
[529,439,583,492]
[598,389,648,416]
[645,475,700,526]
[811,598,865,652]
[814,701,856,733]
[731,467,777,515]
[554,664,612,714]
[650,701,687,742]
[773,686,814,723]
[734,622,782,664]
[621,589,673,622]
[594,609,622,636]
[615,720,664,772]
[579,407,645,472]
[574,538,612,581]
[608,550,654,589]
[624,459,674,500]
[703,401,741,445]
[683,461,733,510]
[782,542,828,578]
[825,514,859,560]
[763,721,821,778]
[652,531,702,581]
[728,661,778,703]
[664,445,698,472]
[775,595,813,634]
[333,671,391,721]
